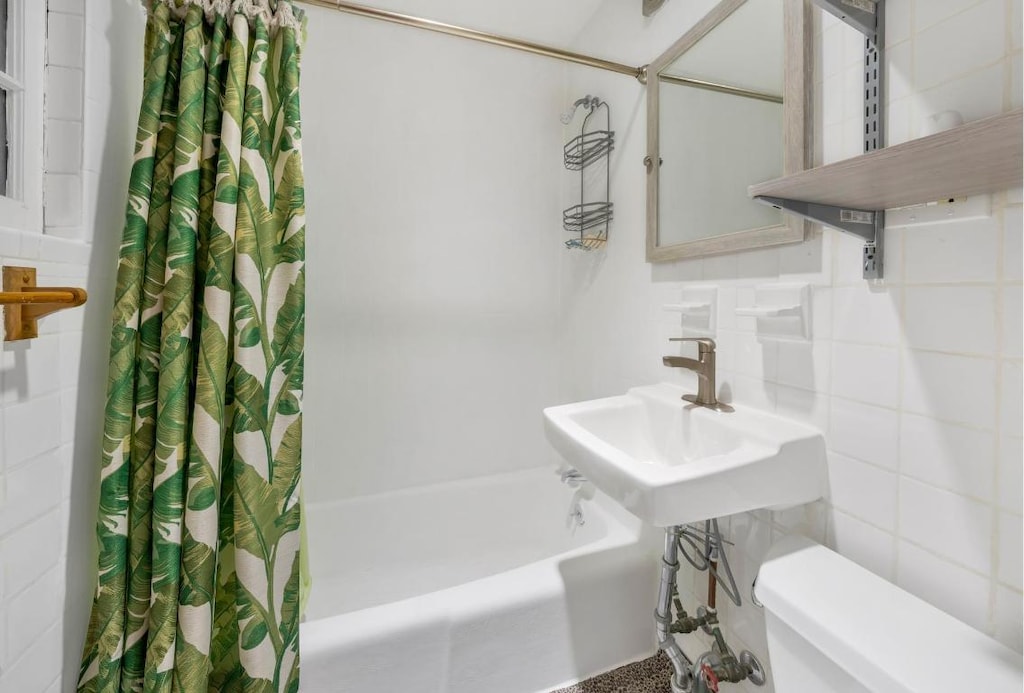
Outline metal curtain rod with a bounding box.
[658,74,783,104]
[295,0,786,103]
[297,0,647,81]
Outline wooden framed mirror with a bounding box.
[646,0,811,262]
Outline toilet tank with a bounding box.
[755,536,1022,693]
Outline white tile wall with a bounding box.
[998,510,1024,589]
[914,0,1006,89]
[900,413,996,500]
[44,67,84,121]
[43,173,83,230]
[0,623,63,693]
[827,509,897,580]
[994,585,1024,651]
[563,0,1024,676]
[896,540,992,632]
[3,1,1021,691]
[44,120,83,174]
[999,436,1024,513]
[830,342,901,407]
[301,6,566,503]
[831,285,902,345]
[902,218,1000,282]
[46,13,84,68]
[902,350,997,428]
[899,477,994,573]
[903,285,998,355]
[0,0,134,690]
[826,452,899,531]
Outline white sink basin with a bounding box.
[543,383,826,526]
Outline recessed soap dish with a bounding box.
[663,301,712,313]
[663,286,717,336]
[734,305,800,318]
[734,283,809,340]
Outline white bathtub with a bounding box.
[300,467,659,693]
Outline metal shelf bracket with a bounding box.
[813,0,879,40]
[755,196,885,279]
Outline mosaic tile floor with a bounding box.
[549,652,673,693]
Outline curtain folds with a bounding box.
[78,3,306,691]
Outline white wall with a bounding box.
[61,2,146,690]
[561,0,1023,687]
[0,0,143,690]
[4,1,1021,690]
[300,6,566,502]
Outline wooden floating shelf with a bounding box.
[2,266,88,341]
[749,108,1024,211]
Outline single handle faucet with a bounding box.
[663,338,732,412]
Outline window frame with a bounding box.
[0,0,44,233]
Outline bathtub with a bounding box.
[300,467,659,693]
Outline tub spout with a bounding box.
[560,468,586,486]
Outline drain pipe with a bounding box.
[655,527,694,693]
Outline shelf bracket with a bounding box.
[755,196,885,279]
[812,0,878,39]
[642,0,668,16]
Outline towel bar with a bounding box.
[2,266,87,341]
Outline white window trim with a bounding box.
[0,0,44,234]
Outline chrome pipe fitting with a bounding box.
[655,526,694,692]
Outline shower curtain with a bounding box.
[78,1,307,691]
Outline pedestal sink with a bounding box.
[543,383,826,526]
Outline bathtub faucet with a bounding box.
[560,468,587,487]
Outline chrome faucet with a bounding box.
[663,338,732,412]
[560,468,587,487]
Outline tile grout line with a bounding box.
[987,187,1009,635]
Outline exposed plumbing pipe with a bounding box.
[655,527,694,693]
[656,523,766,692]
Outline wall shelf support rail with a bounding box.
[790,0,887,278]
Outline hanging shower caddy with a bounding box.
[562,96,614,250]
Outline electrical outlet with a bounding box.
[886,195,992,227]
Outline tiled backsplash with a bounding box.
[561,1,1023,688]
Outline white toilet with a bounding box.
[756,536,1023,693]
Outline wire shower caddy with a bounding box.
[562,96,614,250]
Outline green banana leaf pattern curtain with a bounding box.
[79,1,307,691]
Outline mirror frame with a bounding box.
[645,0,811,263]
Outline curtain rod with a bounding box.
[296,0,648,82]
[658,74,783,104]
[295,0,784,103]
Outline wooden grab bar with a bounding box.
[2,266,88,341]
[0,288,87,305]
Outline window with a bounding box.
[0,0,44,232]
[1,0,12,196]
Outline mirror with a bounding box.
[646,0,810,262]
